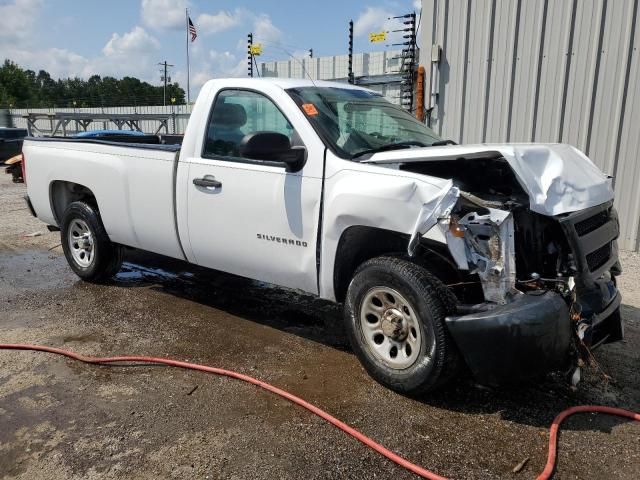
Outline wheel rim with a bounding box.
[68,219,94,268]
[359,287,423,370]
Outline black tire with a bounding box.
[344,256,460,395]
[60,201,123,282]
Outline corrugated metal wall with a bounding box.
[420,0,640,251]
[260,51,399,80]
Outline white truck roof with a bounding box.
[202,77,374,92]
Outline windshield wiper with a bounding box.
[351,140,427,160]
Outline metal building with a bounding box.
[419,0,640,250]
[259,51,405,105]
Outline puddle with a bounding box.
[112,249,348,349]
[115,262,195,284]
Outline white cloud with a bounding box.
[5,48,89,79]
[0,0,42,41]
[103,26,160,57]
[3,25,161,83]
[84,26,161,82]
[141,0,188,30]
[206,49,246,77]
[197,9,244,35]
[191,58,245,86]
[353,7,394,37]
[209,50,236,64]
[253,14,282,44]
[184,9,283,90]
[413,0,421,10]
[0,0,285,99]
[0,0,89,79]
[176,48,246,94]
[290,49,312,59]
[194,8,281,45]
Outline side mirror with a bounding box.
[239,131,306,172]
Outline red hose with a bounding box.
[536,405,640,480]
[1,344,638,480]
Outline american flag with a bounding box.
[188,17,197,42]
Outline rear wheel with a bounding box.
[344,256,460,395]
[60,201,123,282]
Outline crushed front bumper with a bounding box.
[445,287,623,386]
[445,292,572,386]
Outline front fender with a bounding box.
[319,163,455,300]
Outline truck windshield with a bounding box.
[286,86,441,159]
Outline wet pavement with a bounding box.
[1,175,639,479]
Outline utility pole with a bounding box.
[309,48,313,58]
[391,13,417,113]
[158,61,174,106]
[247,33,254,77]
[348,21,354,84]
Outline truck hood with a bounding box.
[363,143,614,216]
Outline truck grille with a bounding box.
[575,210,610,237]
[586,243,612,272]
[558,201,618,284]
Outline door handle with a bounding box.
[193,176,222,188]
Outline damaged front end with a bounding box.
[409,185,520,306]
[404,159,623,387]
[443,192,516,305]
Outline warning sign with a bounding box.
[302,103,319,116]
[250,44,263,56]
[369,31,387,43]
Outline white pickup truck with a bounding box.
[22,78,623,393]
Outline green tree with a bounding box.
[0,60,186,108]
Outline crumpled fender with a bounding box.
[407,183,459,255]
[320,163,455,300]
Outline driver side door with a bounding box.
[183,88,323,294]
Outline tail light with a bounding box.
[20,153,26,185]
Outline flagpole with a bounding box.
[186,8,191,105]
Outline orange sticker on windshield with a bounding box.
[302,103,318,116]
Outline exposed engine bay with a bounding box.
[398,154,623,384]
[404,156,575,296]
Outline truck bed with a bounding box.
[23,136,185,260]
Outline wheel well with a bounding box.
[332,226,462,303]
[50,181,98,225]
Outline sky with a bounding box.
[1,0,421,98]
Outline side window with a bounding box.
[203,89,298,160]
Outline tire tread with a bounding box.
[346,256,460,394]
[60,201,123,282]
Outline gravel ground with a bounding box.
[0,174,638,479]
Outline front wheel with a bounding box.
[344,256,460,395]
[60,201,123,282]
